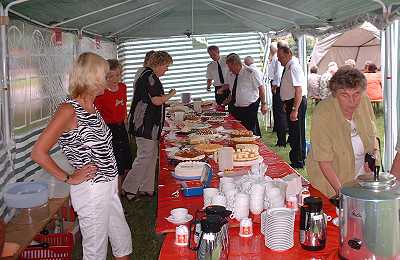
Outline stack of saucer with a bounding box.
[264,208,295,251]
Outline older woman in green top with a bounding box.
[307,67,378,197]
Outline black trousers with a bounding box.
[284,96,307,164]
[272,87,287,145]
[214,85,230,105]
[107,123,133,175]
[230,99,261,137]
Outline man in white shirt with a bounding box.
[277,41,308,169]
[206,45,229,105]
[219,53,267,136]
[268,42,287,147]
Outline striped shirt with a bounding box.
[58,98,118,183]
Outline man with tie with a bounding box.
[220,53,267,136]
[277,41,307,169]
[206,45,230,105]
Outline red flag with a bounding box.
[53,28,62,45]
[95,36,101,49]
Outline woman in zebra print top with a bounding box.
[32,52,132,260]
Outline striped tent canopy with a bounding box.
[4,0,398,40]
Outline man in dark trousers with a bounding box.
[206,45,229,105]
[277,41,307,169]
[219,53,267,136]
[269,42,287,146]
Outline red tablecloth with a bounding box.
[156,115,340,259]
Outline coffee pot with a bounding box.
[300,196,327,251]
[189,206,231,260]
[189,214,229,260]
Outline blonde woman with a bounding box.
[32,52,132,260]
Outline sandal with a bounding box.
[124,191,138,201]
[138,191,154,197]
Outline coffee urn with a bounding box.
[340,173,400,259]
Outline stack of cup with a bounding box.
[224,189,236,211]
[174,111,185,123]
[211,193,227,207]
[219,178,236,211]
[233,193,250,221]
[193,101,202,113]
[268,187,285,208]
[250,183,265,215]
[203,188,218,208]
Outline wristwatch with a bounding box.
[64,175,70,183]
[291,106,297,111]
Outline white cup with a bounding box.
[181,93,191,104]
[286,195,298,211]
[211,193,227,207]
[193,101,202,113]
[239,218,253,237]
[269,187,281,198]
[175,225,189,246]
[170,208,188,221]
[203,188,218,207]
[221,182,236,194]
[175,111,185,122]
[233,193,250,220]
[220,177,234,185]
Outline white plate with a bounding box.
[233,156,263,167]
[165,214,193,225]
[173,154,205,161]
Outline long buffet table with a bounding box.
[156,115,340,259]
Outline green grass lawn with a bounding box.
[73,101,384,259]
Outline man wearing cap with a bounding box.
[277,41,307,169]
[206,45,230,105]
[219,53,267,136]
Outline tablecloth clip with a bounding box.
[171,189,180,199]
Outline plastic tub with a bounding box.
[4,182,48,209]
[36,175,70,199]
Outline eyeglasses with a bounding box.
[351,126,358,137]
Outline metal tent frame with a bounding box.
[0,0,399,172]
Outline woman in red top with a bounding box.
[95,59,132,195]
[364,63,383,102]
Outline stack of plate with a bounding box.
[261,211,267,235]
[264,208,295,251]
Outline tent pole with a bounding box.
[262,34,272,130]
[0,0,34,157]
[81,2,162,30]
[383,20,399,171]
[110,6,173,37]
[210,0,296,25]
[0,4,13,159]
[53,0,136,27]
[296,34,307,76]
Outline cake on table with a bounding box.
[174,161,206,178]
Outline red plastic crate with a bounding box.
[19,233,74,260]
[60,205,77,222]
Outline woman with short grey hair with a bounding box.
[307,67,378,197]
[123,51,176,199]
